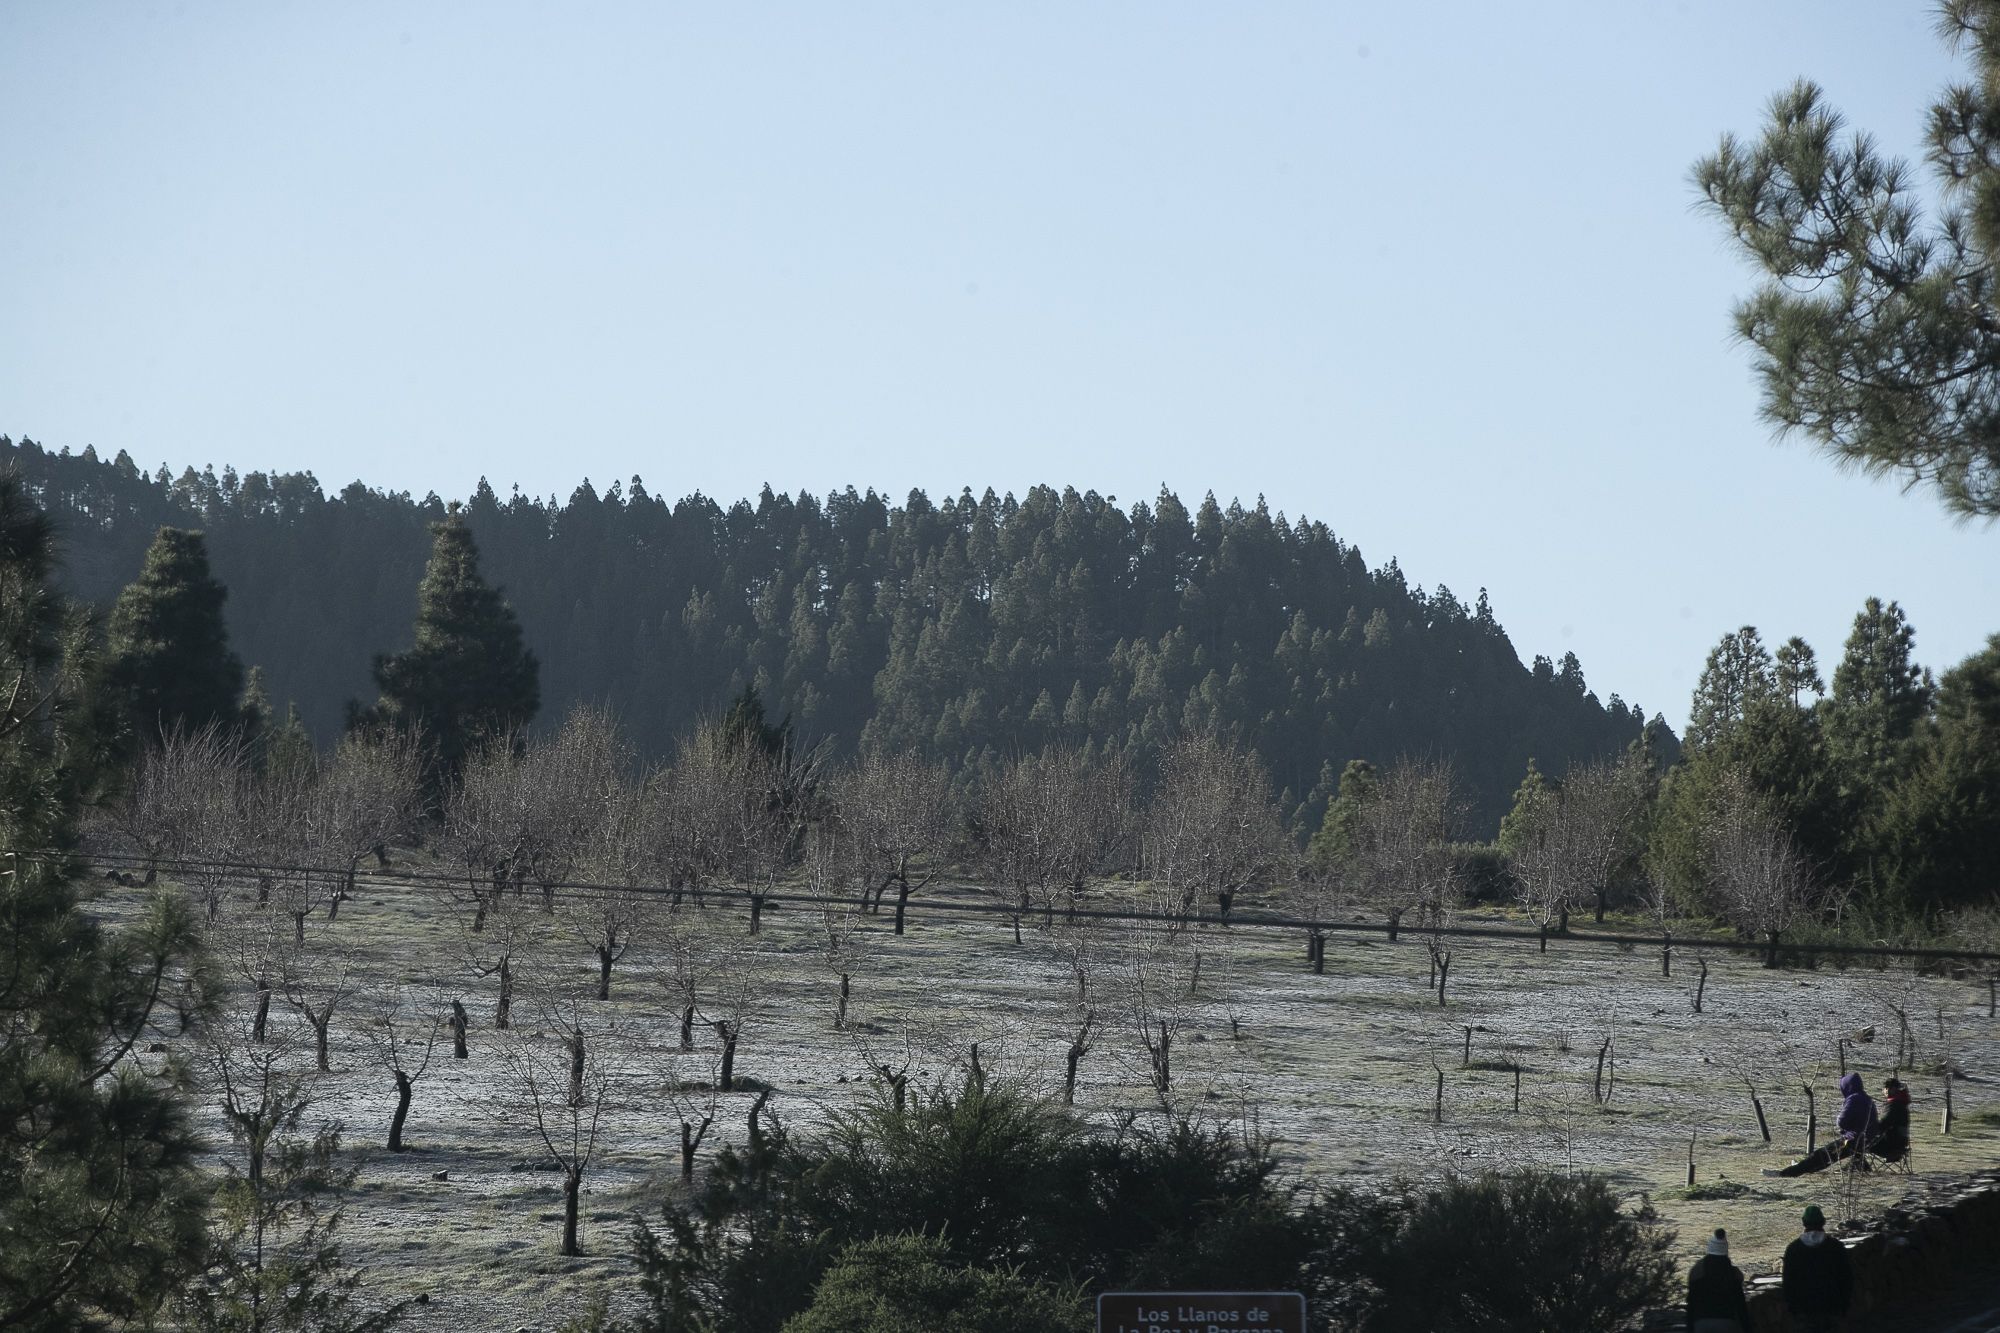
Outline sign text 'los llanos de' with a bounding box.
[1096,1291,1306,1333]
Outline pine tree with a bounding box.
[104,526,245,743]
[0,474,208,1328]
[1822,597,1933,804]
[367,509,539,779]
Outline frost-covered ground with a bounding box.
[110,871,2000,1332]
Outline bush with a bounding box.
[779,1234,1087,1333]
[1371,1172,1676,1333]
[624,1079,1676,1333]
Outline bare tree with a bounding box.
[661,1042,725,1182]
[562,782,654,1001]
[840,750,953,934]
[519,706,633,914]
[1048,912,1108,1105]
[308,730,424,922]
[802,823,869,1030]
[1122,892,1202,1112]
[438,735,534,933]
[699,940,772,1093]
[276,930,356,1073]
[248,748,329,944]
[354,985,447,1151]
[1349,758,1469,941]
[1702,770,1813,962]
[1144,733,1285,920]
[980,746,1132,943]
[113,723,249,918]
[498,999,611,1257]
[1512,754,1650,933]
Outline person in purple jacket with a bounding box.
[1766,1073,1878,1177]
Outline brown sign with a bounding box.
[1096,1291,1306,1333]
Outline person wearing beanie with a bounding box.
[1868,1077,1912,1163]
[1782,1205,1853,1332]
[1686,1227,1750,1333]
[1768,1073,1878,1177]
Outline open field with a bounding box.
[103,864,2000,1332]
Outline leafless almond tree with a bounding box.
[276,927,356,1073]
[113,722,249,918]
[353,984,447,1151]
[1702,769,1814,959]
[839,750,954,934]
[1144,733,1285,920]
[497,997,612,1257]
[980,745,1132,943]
[563,783,655,1001]
[307,729,424,922]
[803,823,869,1030]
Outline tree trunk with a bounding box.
[1693,957,1707,1014]
[1594,885,1607,923]
[561,1168,582,1257]
[1388,908,1402,941]
[680,1004,695,1052]
[568,1028,586,1108]
[1804,1085,1817,1155]
[388,1070,413,1151]
[450,1000,469,1058]
[1660,933,1671,977]
[1764,930,1780,968]
[1311,931,1326,975]
[496,956,513,1030]
[1435,951,1451,1007]
[835,973,850,1030]
[719,1030,738,1092]
[1064,1026,1089,1106]
[679,1118,711,1180]
[1432,1063,1444,1123]
[894,883,911,936]
[1557,902,1568,935]
[312,1014,330,1072]
[749,893,764,935]
[253,981,271,1043]
[596,946,613,1001]
[1150,1020,1171,1103]
[1748,1084,1770,1142]
[293,910,306,944]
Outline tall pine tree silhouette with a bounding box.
[103,527,244,743]
[367,506,539,779]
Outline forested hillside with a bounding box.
[2,436,1663,829]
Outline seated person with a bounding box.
[1868,1077,1911,1162]
[1766,1073,1877,1178]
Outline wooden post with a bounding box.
[1942,1071,1954,1137]
[1686,1134,1696,1187]
[1462,1025,1473,1068]
[1747,1081,1770,1143]
[1988,975,1996,1019]
[1512,1063,1521,1114]
[1432,1061,1444,1124]
[1693,956,1708,1014]
[1804,1085,1817,1155]
[1837,1037,1847,1076]
[1594,1039,1611,1104]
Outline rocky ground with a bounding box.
[105,867,2000,1332]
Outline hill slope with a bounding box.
[3,437,1671,830]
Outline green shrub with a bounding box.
[1372,1172,1675,1333]
[779,1234,1087,1333]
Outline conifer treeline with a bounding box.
[2,437,1662,829]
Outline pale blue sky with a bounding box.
[3,2,1992,728]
